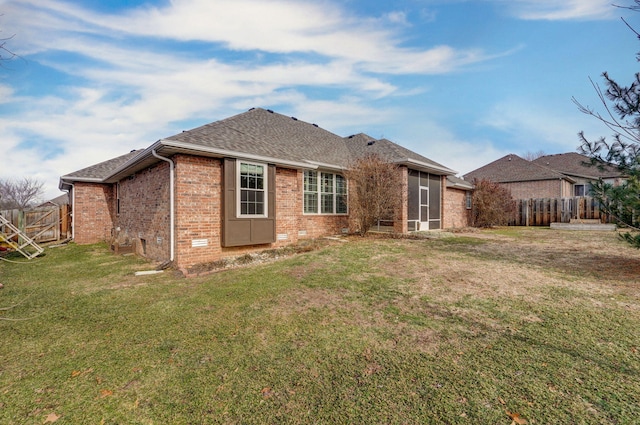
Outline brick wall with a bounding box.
[269,167,349,244]
[273,168,301,245]
[443,187,471,228]
[501,179,570,200]
[114,162,171,262]
[173,155,223,268]
[72,182,115,244]
[394,166,409,234]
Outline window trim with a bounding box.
[236,159,268,218]
[303,170,348,215]
[573,183,591,197]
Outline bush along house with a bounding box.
[59,108,468,273]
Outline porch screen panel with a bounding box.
[408,170,420,221]
[419,172,430,188]
[428,174,441,229]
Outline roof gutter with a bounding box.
[59,176,103,191]
[161,139,323,169]
[303,160,347,172]
[102,139,325,183]
[62,182,75,241]
[152,149,175,262]
[398,158,457,175]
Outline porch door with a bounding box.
[419,186,429,230]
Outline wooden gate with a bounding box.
[24,207,60,243]
[1,205,70,243]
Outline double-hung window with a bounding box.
[238,161,266,217]
[304,170,347,214]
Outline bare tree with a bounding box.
[0,177,45,210]
[522,150,546,161]
[346,154,402,236]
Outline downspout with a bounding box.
[63,183,75,240]
[152,150,175,262]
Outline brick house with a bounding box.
[532,152,625,196]
[59,108,469,272]
[463,153,624,200]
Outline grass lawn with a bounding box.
[1,227,639,424]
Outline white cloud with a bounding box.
[0,0,511,200]
[503,0,615,21]
[8,0,499,75]
[385,11,410,26]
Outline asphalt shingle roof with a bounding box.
[61,150,143,181]
[464,154,570,183]
[343,133,451,171]
[165,108,353,168]
[532,152,622,179]
[61,108,454,184]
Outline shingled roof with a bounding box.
[60,108,455,189]
[464,154,573,184]
[60,150,143,183]
[343,133,453,174]
[164,108,352,168]
[532,152,622,179]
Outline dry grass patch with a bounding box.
[2,228,639,424]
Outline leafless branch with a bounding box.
[0,177,45,210]
[572,77,640,144]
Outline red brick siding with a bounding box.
[394,166,409,234]
[443,187,471,228]
[72,182,115,244]
[114,162,171,262]
[273,168,301,245]
[173,155,223,268]
[501,180,571,200]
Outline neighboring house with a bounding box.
[37,193,70,208]
[464,152,625,200]
[531,152,624,197]
[59,108,469,272]
[464,154,575,199]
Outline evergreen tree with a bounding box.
[574,1,640,247]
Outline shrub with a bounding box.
[471,179,515,227]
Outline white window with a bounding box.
[304,171,318,213]
[466,191,472,210]
[237,161,267,217]
[304,170,347,214]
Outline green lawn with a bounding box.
[1,228,639,424]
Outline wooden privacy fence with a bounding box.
[511,197,611,227]
[0,205,71,243]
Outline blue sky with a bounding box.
[1,0,639,200]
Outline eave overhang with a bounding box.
[102,139,333,183]
[395,158,457,175]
